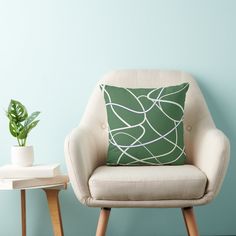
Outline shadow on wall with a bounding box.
[107,208,184,236]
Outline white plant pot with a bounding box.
[11,146,34,167]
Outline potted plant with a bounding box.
[6,99,40,166]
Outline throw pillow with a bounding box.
[100,83,189,166]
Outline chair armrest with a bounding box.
[192,128,230,198]
[64,125,101,204]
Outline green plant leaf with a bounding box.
[18,128,28,139]
[18,120,40,139]
[9,120,24,137]
[7,100,28,122]
[6,99,40,145]
[27,120,40,133]
[24,111,40,127]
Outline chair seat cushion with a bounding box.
[89,165,207,201]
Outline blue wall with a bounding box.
[0,1,235,235]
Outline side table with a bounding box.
[1,177,69,236]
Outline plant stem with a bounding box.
[23,138,26,146]
[17,137,21,146]
[17,138,26,146]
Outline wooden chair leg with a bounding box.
[96,208,111,236]
[21,190,26,236]
[44,189,64,236]
[182,207,199,236]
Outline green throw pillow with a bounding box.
[100,83,189,166]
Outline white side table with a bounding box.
[0,177,69,236]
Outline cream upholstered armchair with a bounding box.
[64,70,230,236]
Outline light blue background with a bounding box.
[0,0,235,235]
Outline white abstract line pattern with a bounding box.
[101,83,189,165]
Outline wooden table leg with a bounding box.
[21,190,26,236]
[44,189,64,236]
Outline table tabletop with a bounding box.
[0,175,69,190]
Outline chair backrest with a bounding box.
[80,70,215,164]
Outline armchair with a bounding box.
[65,70,230,236]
